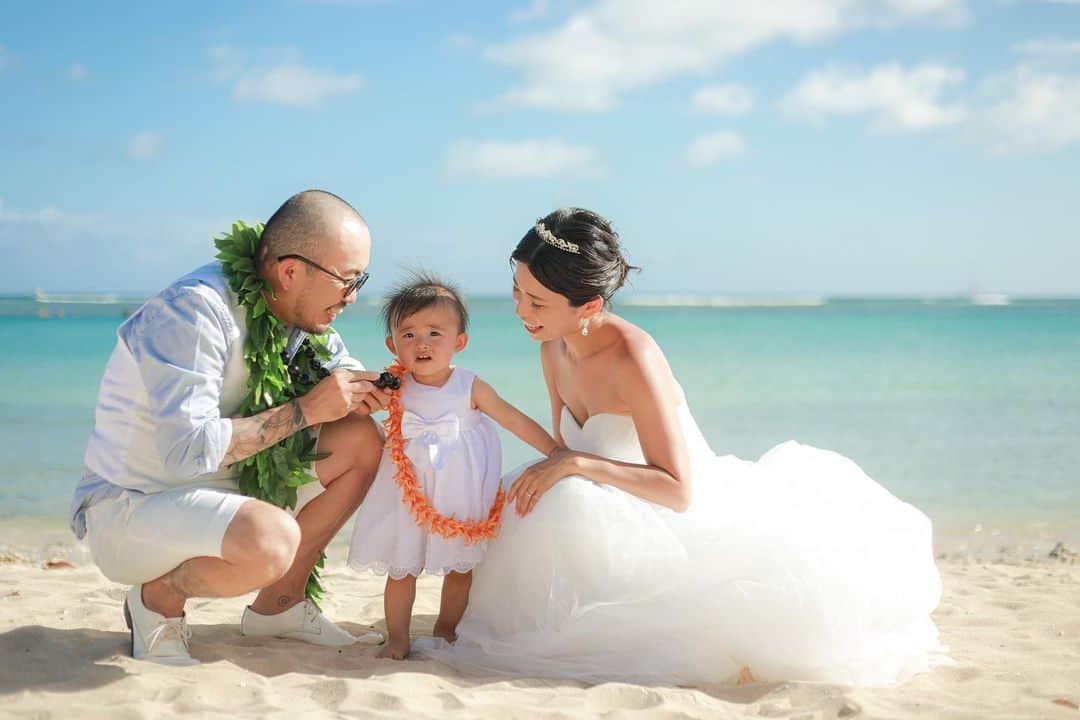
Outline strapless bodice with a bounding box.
[559,404,715,470]
[559,406,644,464]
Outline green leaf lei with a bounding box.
[214,221,332,605]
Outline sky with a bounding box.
[1,0,1078,297]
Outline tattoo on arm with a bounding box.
[290,398,305,428]
[223,399,307,466]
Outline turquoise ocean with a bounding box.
[1,294,1077,559]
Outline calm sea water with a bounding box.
[1,296,1078,557]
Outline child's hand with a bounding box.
[507,448,578,517]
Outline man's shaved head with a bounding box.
[258,189,367,267]
[258,189,372,333]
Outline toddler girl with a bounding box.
[348,272,557,659]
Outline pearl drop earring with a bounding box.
[581,318,590,337]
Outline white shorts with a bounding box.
[85,479,325,586]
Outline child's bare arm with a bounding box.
[471,378,558,457]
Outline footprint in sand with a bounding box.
[305,678,348,710]
[942,665,981,683]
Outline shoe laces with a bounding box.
[145,617,192,654]
[303,601,320,627]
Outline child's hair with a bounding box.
[382,270,469,335]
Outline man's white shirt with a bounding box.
[70,262,363,538]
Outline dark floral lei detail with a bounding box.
[214,221,332,605]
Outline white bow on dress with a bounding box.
[401,410,460,470]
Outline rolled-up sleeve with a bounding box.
[121,287,234,480]
[323,330,365,372]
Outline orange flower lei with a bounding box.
[382,362,507,544]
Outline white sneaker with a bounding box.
[123,585,199,666]
[240,600,383,647]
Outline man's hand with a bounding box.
[299,370,392,425]
[223,370,391,468]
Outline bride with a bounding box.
[418,208,944,686]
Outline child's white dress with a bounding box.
[348,367,502,578]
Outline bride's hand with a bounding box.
[507,448,579,517]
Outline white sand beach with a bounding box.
[1,551,1078,719]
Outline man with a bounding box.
[69,189,390,665]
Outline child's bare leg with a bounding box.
[377,575,416,659]
[432,570,472,643]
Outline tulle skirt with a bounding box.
[417,441,946,687]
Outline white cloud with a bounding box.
[1013,38,1080,72]
[783,62,966,130]
[233,62,363,107]
[67,62,89,81]
[127,132,163,160]
[209,46,362,107]
[0,199,128,256]
[484,0,968,112]
[511,0,551,23]
[0,199,231,293]
[692,83,754,115]
[974,65,1080,152]
[445,138,603,180]
[685,131,745,165]
[0,199,67,226]
[779,57,1080,152]
[1015,39,1080,57]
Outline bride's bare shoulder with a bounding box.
[605,317,685,404]
[608,317,671,373]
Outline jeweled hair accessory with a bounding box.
[535,221,580,255]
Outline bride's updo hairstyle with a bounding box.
[511,207,640,307]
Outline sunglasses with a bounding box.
[278,254,369,297]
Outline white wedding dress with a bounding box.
[418,404,945,687]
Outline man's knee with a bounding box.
[344,417,382,502]
[335,413,383,456]
[350,415,384,469]
[222,501,301,583]
[317,414,384,492]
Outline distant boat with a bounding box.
[33,289,122,304]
